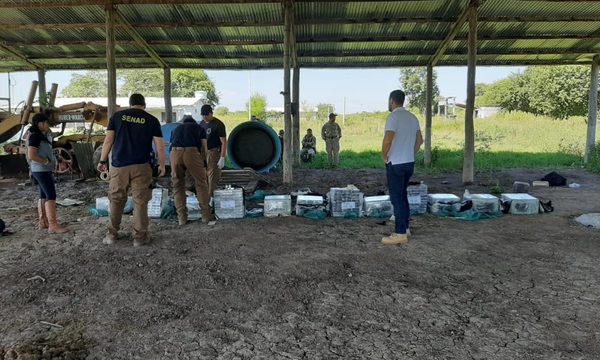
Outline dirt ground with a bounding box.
[1,168,599,359]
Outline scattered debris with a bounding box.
[575,213,600,229]
[26,275,46,282]
[39,321,63,329]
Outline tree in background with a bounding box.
[61,69,219,104]
[316,103,335,121]
[119,69,219,105]
[214,106,229,116]
[399,67,440,114]
[477,66,596,119]
[246,93,267,120]
[61,71,107,97]
[171,69,219,105]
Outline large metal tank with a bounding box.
[227,121,281,173]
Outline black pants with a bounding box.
[32,171,56,201]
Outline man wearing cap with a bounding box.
[199,104,227,197]
[381,90,423,245]
[321,113,342,167]
[170,115,214,226]
[97,93,166,247]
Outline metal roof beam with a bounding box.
[114,10,167,68]
[0,43,41,70]
[3,16,599,30]
[10,47,600,61]
[5,34,600,47]
[429,0,473,67]
[0,59,592,73]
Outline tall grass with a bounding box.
[217,110,589,171]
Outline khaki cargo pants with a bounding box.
[325,138,340,166]
[108,163,153,242]
[206,148,221,197]
[170,147,211,221]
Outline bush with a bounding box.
[586,144,600,173]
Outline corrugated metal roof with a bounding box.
[0,0,598,72]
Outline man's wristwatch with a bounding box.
[99,160,108,165]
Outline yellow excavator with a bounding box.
[0,81,113,177]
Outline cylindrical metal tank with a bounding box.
[227,121,281,173]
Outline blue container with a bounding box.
[160,122,181,166]
[227,121,282,173]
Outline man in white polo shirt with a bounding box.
[381,90,423,245]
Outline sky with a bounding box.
[0,66,524,114]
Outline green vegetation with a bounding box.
[62,69,219,105]
[218,110,589,172]
[586,144,600,174]
[476,66,598,119]
[247,93,267,120]
[400,67,440,114]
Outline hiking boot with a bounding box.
[381,233,409,245]
[103,233,116,245]
[178,217,188,226]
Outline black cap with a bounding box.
[200,104,213,116]
[129,93,146,107]
[328,112,337,118]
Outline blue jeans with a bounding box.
[386,162,414,234]
[32,171,56,201]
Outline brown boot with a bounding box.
[45,200,68,234]
[381,233,408,245]
[37,199,49,230]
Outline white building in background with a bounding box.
[53,91,209,127]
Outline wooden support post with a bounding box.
[292,65,300,166]
[462,1,478,184]
[282,0,293,184]
[49,83,58,107]
[37,69,47,107]
[424,64,433,167]
[106,3,117,118]
[164,67,173,123]
[21,80,38,125]
[585,55,599,164]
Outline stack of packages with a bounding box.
[328,185,363,218]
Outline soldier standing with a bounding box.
[321,113,342,167]
[199,105,227,197]
[170,115,214,225]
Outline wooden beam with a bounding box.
[0,0,440,7]
[106,3,117,118]
[424,64,433,167]
[115,10,167,68]
[38,69,47,106]
[429,1,472,66]
[164,67,173,123]
[291,5,301,167]
[8,33,600,48]
[0,44,40,70]
[4,16,599,30]
[3,47,599,63]
[463,1,477,185]
[282,0,293,184]
[584,55,599,164]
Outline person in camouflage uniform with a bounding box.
[321,113,342,167]
[300,128,317,162]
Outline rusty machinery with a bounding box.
[0,81,114,178]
